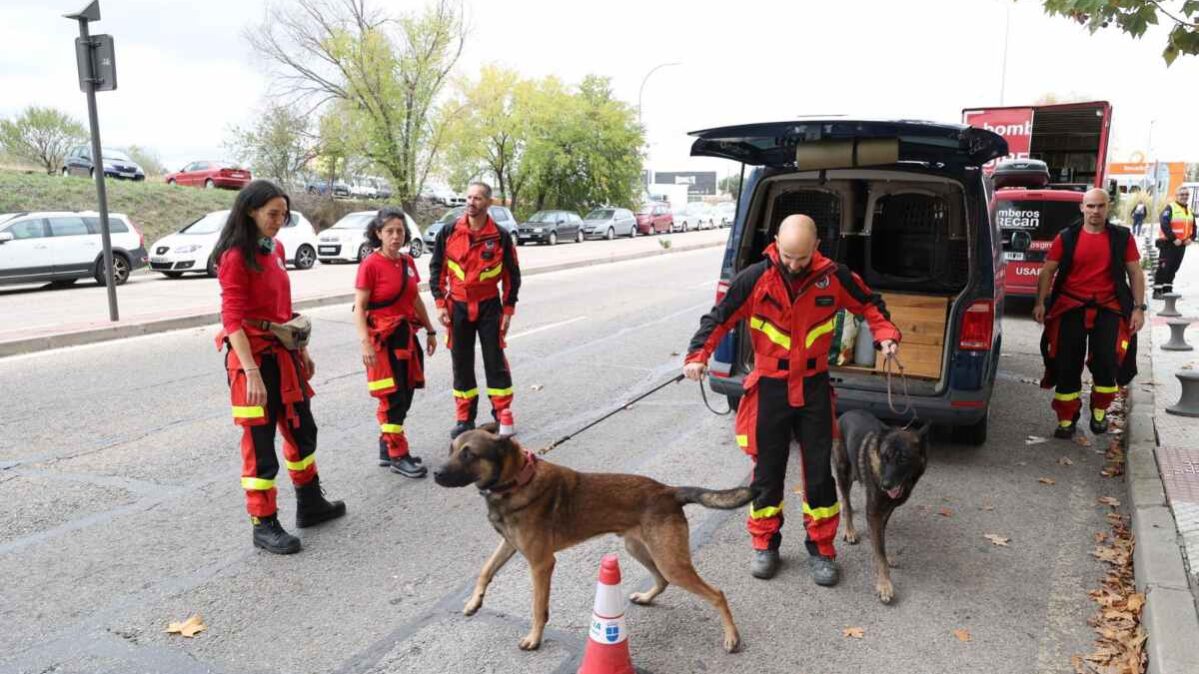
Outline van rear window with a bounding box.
[993,199,1080,241]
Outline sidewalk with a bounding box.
[1127,237,1199,674]
[0,229,728,357]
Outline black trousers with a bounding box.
[450,297,513,422]
[238,353,318,516]
[1155,240,1186,294]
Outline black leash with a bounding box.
[883,352,919,428]
[540,374,686,454]
[698,376,734,416]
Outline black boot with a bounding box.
[252,514,301,554]
[390,455,428,478]
[378,438,391,467]
[450,420,475,439]
[295,476,347,528]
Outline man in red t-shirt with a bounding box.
[1034,189,1146,438]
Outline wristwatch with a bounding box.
[1137,303,1148,311]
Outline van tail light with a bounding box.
[715,280,730,304]
[958,300,994,351]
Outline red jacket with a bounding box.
[687,245,901,407]
[429,215,521,319]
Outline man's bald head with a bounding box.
[1080,188,1110,228]
[776,214,819,274]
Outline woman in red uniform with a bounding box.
[214,180,346,555]
[354,207,437,478]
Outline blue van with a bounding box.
[693,120,1008,444]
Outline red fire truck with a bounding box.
[962,102,1114,297]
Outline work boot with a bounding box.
[390,455,428,478]
[251,514,301,555]
[377,438,390,467]
[450,420,475,440]
[750,549,780,580]
[807,555,840,587]
[1089,412,1109,435]
[1053,422,1076,439]
[294,476,347,528]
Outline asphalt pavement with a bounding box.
[0,246,1127,674]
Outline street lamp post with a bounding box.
[637,62,681,127]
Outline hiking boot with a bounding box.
[1089,414,1109,435]
[1054,422,1077,439]
[295,476,347,528]
[750,549,780,580]
[807,555,840,587]
[390,455,428,478]
[378,439,391,467]
[450,420,475,439]
[252,514,301,555]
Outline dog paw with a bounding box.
[629,591,654,606]
[876,580,894,604]
[462,595,483,616]
[723,629,742,653]
[518,632,542,651]
[843,529,859,544]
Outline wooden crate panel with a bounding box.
[835,292,949,380]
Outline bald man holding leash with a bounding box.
[685,215,901,583]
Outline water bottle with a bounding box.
[854,319,876,367]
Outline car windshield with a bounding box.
[103,149,132,162]
[528,212,558,223]
[180,211,229,235]
[332,212,375,229]
[585,209,614,220]
[436,207,465,225]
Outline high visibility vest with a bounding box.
[1159,202,1195,241]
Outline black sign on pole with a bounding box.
[65,0,120,321]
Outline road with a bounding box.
[0,246,1124,674]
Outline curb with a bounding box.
[1126,317,1199,674]
[0,238,725,358]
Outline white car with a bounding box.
[317,210,423,263]
[420,183,465,207]
[674,202,717,231]
[0,211,148,288]
[715,202,736,227]
[349,179,378,200]
[149,209,319,278]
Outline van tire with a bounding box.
[94,252,131,286]
[952,409,988,445]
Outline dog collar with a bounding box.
[481,450,539,497]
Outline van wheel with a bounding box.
[94,253,131,286]
[409,238,424,258]
[952,409,989,445]
[293,244,316,270]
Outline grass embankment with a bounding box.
[0,168,391,243]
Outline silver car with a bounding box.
[421,205,518,247]
[581,208,638,240]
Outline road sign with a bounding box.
[74,34,116,92]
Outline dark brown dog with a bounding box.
[433,424,754,653]
[831,409,928,604]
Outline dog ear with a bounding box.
[914,422,931,446]
[478,421,500,434]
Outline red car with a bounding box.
[165,161,252,189]
[635,202,674,234]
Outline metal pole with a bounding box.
[78,18,118,320]
[637,62,681,127]
[999,4,1010,105]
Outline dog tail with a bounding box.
[674,486,756,510]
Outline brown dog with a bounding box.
[433,424,754,653]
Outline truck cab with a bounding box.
[695,120,1007,444]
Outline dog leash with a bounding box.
[883,352,918,427]
[698,376,734,416]
[540,374,686,454]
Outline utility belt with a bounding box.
[365,316,425,397]
[243,314,312,351]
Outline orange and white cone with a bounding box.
[578,554,635,674]
[498,408,516,438]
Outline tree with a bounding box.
[248,0,465,209]
[1042,0,1199,64]
[719,174,743,200]
[124,145,166,177]
[0,106,86,174]
[226,103,316,187]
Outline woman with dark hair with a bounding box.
[214,179,346,555]
[354,207,437,478]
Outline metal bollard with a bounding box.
[1162,319,1194,352]
[1159,293,1182,318]
[1166,370,1199,417]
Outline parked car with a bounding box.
[421,205,518,248]
[581,208,638,240]
[317,210,423,263]
[0,211,148,288]
[692,119,1006,445]
[674,202,717,231]
[61,145,145,181]
[148,209,319,277]
[635,202,673,235]
[516,210,584,245]
[349,178,379,200]
[715,201,736,227]
[305,178,350,198]
[420,184,465,207]
[165,161,251,190]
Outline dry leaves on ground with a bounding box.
[953,628,972,642]
[1059,457,1075,466]
[1074,434,1094,448]
[984,534,1010,547]
[1074,510,1146,674]
[165,614,206,638]
[842,627,865,639]
[1039,477,1057,485]
[1102,437,1126,478]
[980,504,995,512]
[938,507,953,518]
[1098,496,1121,508]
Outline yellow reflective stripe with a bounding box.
[1120,340,1129,350]
[446,260,465,280]
[802,501,841,520]
[1054,391,1080,402]
[241,477,275,491]
[453,388,479,399]
[805,317,837,349]
[380,423,405,434]
[749,316,791,350]
[1094,385,1119,394]
[736,434,749,448]
[750,502,784,519]
[232,405,265,419]
[1093,409,1106,422]
[285,454,316,472]
[487,387,513,397]
[478,264,504,281]
[367,377,396,391]
[1059,419,1074,428]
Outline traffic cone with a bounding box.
[578,554,636,674]
[498,409,516,438]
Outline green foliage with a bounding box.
[124,145,166,177]
[0,107,87,175]
[227,103,316,188]
[1042,0,1199,64]
[719,174,743,200]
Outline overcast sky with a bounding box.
[3,0,1197,179]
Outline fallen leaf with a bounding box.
[530,384,544,392]
[1074,434,1093,448]
[1093,532,1109,544]
[1126,593,1145,613]
[938,507,953,517]
[1098,496,1121,508]
[953,628,972,642]
[1039,477,1057,485]
[1059,457,1075,466]
[165,614,206,638]
[1070,654,1085,674]
[984,534,1010,547]
[670,351,679,356]
[842,626,865,639]
[980,504,995,512]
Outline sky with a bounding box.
[3,0,1198,180]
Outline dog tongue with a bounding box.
[886,486,904,499]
